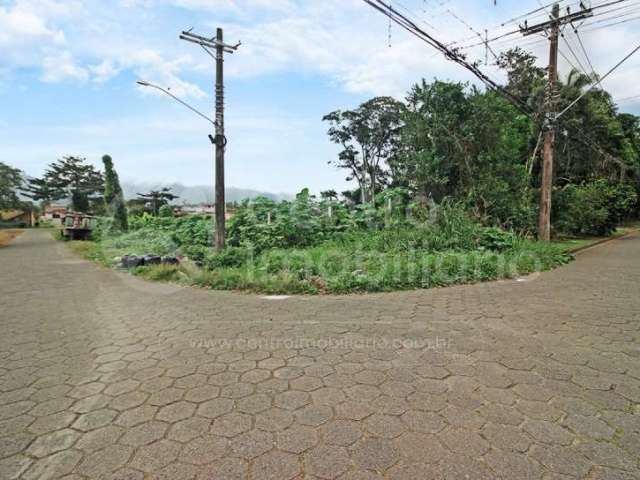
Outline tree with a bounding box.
[320,190,338,201]
[0,162,24,210]
[136,188,179,216]
[394,80,473,202]
[391,80,534,230]
[497,47,546,107]
[38,156,104,212]
[323,97,404,204]
[22,177,55,208]
[102,155,128,231]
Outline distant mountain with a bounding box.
[121,182,293,204]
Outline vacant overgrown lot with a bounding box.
[70,191,574,294]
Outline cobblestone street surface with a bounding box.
[1,229,640,479]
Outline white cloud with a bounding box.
[90,59,120,83]
[2,0,640,101]
[41,51,89,82]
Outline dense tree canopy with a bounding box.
[136,188,179,216]
[26,156,104,213]
[0,162,24,210]
[325,48,640,235]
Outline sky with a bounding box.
[1,0,640,197]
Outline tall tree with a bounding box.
[320,190,338,201]
[102,155,128,231]
[39,156,104,212]
[23,177,55,208]
[393,80,533,229]
[0,162,24,210]
[136,188,179,216]
[497,47,546,108]
[394,80,473,202]
[323,97,404,204]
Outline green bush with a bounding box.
[477,227,518,252]
[158,205,173,217]
[171,216,212,247]
[179,245,211,265]
[204,247,253,269]
[554,180,638,236]
[227,190,350,252]
[129,213,175,231]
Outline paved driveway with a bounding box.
[1,229,639,479]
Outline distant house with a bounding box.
[180,204,234,220]
[43,205,68,219]
[181,204,216,215]
[0,209,36,227]
[42,205,68,226]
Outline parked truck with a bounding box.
[61,212,98,240]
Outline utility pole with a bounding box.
[520,3,592,241]
[540,4,559,242]
[180,29,240,250]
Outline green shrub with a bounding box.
[554,180,638,236]
[129,213,175,231]
[179,245,212,265]
[477,227,518,252]
[171,216,212,247]
[158,205,173,217]
[204,247,253,269]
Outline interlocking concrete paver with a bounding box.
[230,429,273,459]
[2,229,640,478]
[276,425,319,454]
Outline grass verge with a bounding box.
[551,225,638,253]
[67,240,110,266]
[67,237,574,295]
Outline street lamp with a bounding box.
[136,80,217,127]
[136,79,221,247]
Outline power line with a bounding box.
[443,7,500,63]
[557,41,640,119]
[558,44,586,72]
[362,0,532,114]
[560,31,590,74]
[582,12,640,30]
[458,0,639,51]
[573,28,599,80]
[616,93,640,102]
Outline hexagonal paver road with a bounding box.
[1,229,639,479]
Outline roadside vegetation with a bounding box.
[4,47,639,293]
[76,191,574,294]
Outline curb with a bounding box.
[567,229,639,254]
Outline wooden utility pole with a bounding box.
[179,29,240,250]
[539,4,559,242]
[520,3,592,241]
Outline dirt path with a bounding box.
[0,229,23,247]
[1,229,639,479]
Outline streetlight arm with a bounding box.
[136,80,217,127]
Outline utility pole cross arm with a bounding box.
[520,8,593,36]
[179,31,241,53]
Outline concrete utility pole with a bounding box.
[180,29,240,250]
[521,3,592,241]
